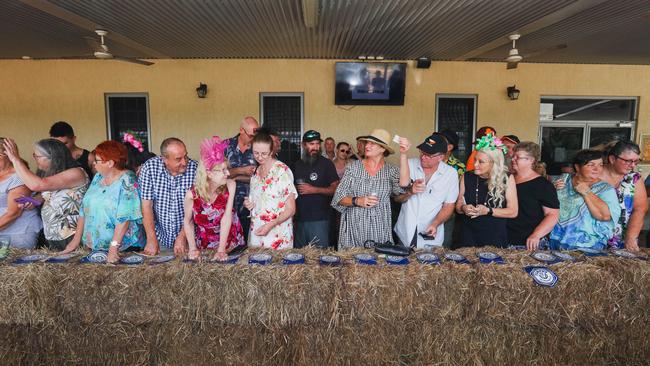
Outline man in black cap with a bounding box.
[436,130,466,177]
[394,134,459,249]
[293,130,339,248]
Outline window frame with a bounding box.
[104,92,152,151]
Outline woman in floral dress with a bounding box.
[244,132,297,249]
[184,136,245,261]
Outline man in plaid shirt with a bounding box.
[139,138,198,255]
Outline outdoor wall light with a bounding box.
[507,85,520,100]
[196,83,208,98]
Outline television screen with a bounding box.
[335,62,406,105]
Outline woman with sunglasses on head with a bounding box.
[550,149,619,251]
[600,141,647,251]
[184,137,245,261]
[508,142,559,251]
[333,142,352,179]
[3,138,89,251]
[243,132,297,249]
[62,141,144,263]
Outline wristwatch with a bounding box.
[110,240,120,248]
[487,207,494,216]
[352,197,358,207]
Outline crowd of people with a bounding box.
[0,119,647,262]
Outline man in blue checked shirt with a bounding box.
[139,137,198,255]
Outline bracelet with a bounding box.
[487,207,493,216]
[109,240,120,248]
[352,197,358,207]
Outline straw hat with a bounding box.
[357,129,394,154]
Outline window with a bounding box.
[105,93,151,151]
[260,93,303,168]
[539,97,637,175]
[436,95,477,162]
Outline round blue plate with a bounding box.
[80,251,108,264]
[385,255,409,265]
[282,253,305,265]
[45,253,77,263]
[444,252,469,263]
[530,251,559,264]
[120,255,144,265]
[249,253,273,265]
[416,253,440,265]
[354,253,377,265]
[319,255,341,266]
[149,255,175,265]
[551,251,575,262]
[13,254,49,265]
[524,266,559,287]
[211,254,241,264]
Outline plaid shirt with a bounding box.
[138,156,198,247]
[225,134,256,216]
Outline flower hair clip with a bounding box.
[475,133,508,155]
[122,132,144,153]
[200,136,229,170]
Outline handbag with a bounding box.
[365,240,412,257]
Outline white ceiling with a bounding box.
[1,0,649,64]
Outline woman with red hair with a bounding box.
[63,140,144,263]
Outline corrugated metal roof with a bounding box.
[1,0,648,64]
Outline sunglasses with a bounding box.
[339,149,350,153]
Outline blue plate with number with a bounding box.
[385,255,409,266]
[551,251,575,262]
[416,253,440,265]
[531,251,560,264]
[211,254,241,264]
[524,266,558,287]
[444,252,470,264]
[477,251,505,264]
[149,255,175,265]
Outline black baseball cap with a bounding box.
[437,130,459,149]
[302,130,323,143]
[417,134,448,155]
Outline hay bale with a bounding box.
[0,247,648,365]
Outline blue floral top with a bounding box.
[80,171,145,251]
[550,179,620,251]
[608,171,641,249]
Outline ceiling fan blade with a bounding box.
[59,54,94,59]
[507,62,518,70]
[522,44,567,59]
[83,36,102,52]
[114,56,154,66]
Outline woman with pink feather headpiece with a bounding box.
[183,136,245,261]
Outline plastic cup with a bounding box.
[0,236,10,259]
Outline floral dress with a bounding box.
[80,171,144,251]
[41,168,89,241]
[249,160,297,249]
[608,171,641,249]
[190,187,245,250]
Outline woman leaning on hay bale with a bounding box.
[183,136,245,261]
[455,133,518,248]
[3,138,89,251]
[62,141,145,263]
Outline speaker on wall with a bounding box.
[416,57,431,69]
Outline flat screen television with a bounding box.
[335,62,406,105]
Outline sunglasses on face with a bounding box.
[339,149,350,153]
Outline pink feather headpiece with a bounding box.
[200,136,229,170]
[122,132,144,152]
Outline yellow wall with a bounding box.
[1,59,649,164]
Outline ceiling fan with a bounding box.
[62,29,154,66]
[506,33,567,69]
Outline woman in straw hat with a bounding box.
[332,129,410,249]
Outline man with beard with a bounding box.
[293,130,339,248]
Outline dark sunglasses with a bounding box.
[339,149,350,153]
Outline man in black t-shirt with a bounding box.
[294,130,339,248]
